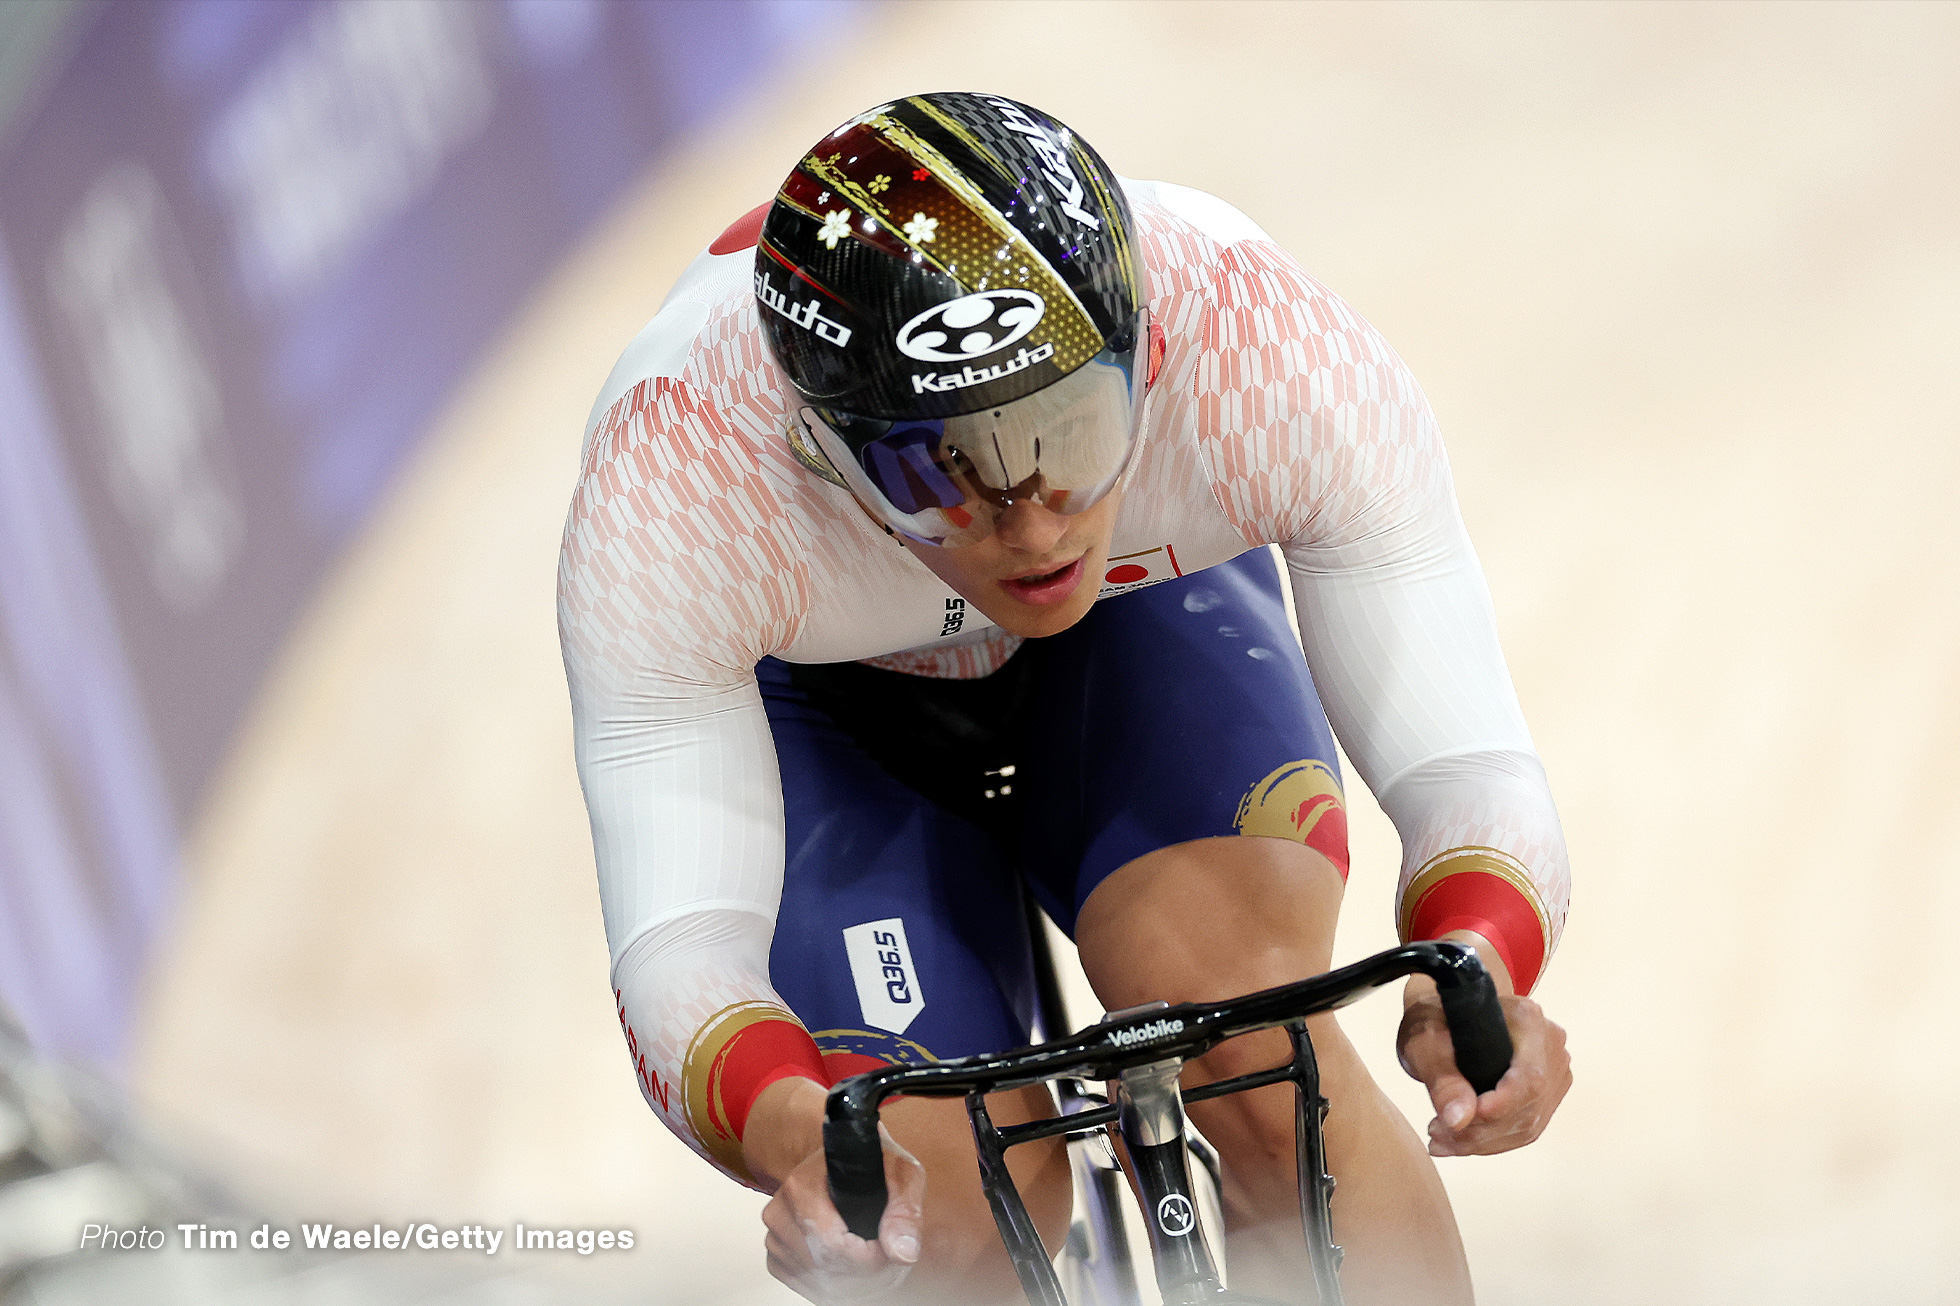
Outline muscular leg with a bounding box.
[1074,836,1472,1306]
[867,1085,1071,1305]
[755,657,1073,1301]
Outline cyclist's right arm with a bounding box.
[559,368,830,1188]
[562,364,927,1287]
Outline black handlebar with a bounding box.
[823,941,1512,1240]
[1436,959,1511,1095]
[822,1113,888,1241]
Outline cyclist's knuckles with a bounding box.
[1402,1029,1466,1083]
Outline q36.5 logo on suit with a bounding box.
[843,917,925,1034]
[895,290,1045,363]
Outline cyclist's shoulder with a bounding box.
[1123,177,1331,336]
[582,215,783,459]
[1124,177,1276,251]
[563,211,937,657]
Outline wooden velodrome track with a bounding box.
[130,4,1960,1302]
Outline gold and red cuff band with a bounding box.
[1398,847,1554,995]
[683,1002,828,1183]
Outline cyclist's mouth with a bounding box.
[1001,557,1085,606]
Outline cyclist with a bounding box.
[560,93,1572,1304]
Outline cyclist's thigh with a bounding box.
[759,656,1035,1071]
[758,659,1068,1284]
[1006,575,1464,1299]
[1017,547,1349,935]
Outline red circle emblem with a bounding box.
[1105,564,1149,585]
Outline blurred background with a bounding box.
[2,1,1957,1302]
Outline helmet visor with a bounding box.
[798,320,1146,548]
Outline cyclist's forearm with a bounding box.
[1379,751,1567,996]
[742,1076,829,1192]
[1283,559,1568,993]
[611,910,828,1187]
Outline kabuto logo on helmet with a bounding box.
[895,289,1046,363]
[754,267,852,347]
[984,96,1102,232]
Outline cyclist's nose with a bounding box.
[994,497,1069,554]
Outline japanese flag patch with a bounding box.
[1099,544,1184,597]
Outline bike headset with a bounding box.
[754,91,1159,548]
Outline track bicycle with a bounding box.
[822,930,1511,1306]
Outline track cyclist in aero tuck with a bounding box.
[559,92,1572,1305]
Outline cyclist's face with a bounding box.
[900,486,1122,637]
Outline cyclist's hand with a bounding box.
[747,1078,925,1300]
[1397,983,1571,1157]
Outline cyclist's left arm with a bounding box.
[1185,213,1571,1155]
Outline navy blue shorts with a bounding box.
[758,549,1348,1079]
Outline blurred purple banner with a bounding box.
[0,0,855,1064]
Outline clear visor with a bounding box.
[798,334,1144,548]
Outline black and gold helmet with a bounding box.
[756,93,1149,547]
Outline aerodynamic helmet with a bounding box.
[755,92,1150,547]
